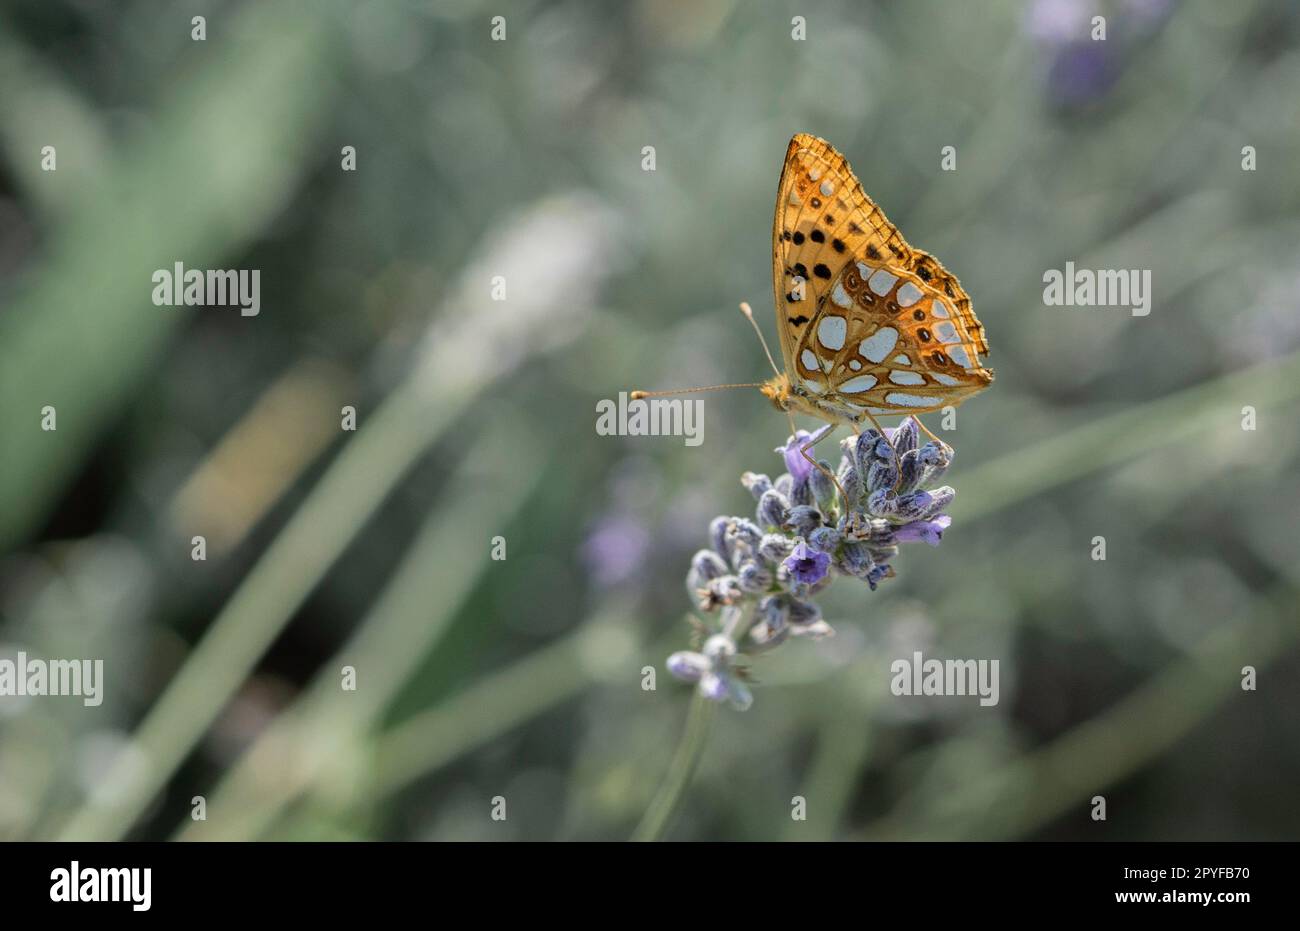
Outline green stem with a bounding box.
[631,692,716,842]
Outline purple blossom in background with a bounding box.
[1024,0,1094,45]
[581,514,650,587]
[1024,0,1175,108]
[1048,43,1116,107]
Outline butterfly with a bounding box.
[634,133,992,482]
[761,132,992,432]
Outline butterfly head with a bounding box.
[761,371,851,423]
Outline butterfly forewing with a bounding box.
[771,133,991,418]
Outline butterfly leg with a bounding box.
[913,415,948,449]
[785,411,850,519]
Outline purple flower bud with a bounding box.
[779,431,815,483]
[867,457,899,495]
[725,678,754,711]
[699,672,730,701]
[782,505,823,537]
[893,514,953,547]
[866,564,894,590]
[790,475,814,507]
[667,650,708,682]
[748,620,790,650]
[758,533,794,563]
[783,540,831,585]
[787,597,822,627]
[894,490,935,522]
[807,525,842,555]
[850,430,881,477]
[710,574,744,602]
[774,473,793,498]
[868,543,898,566]
[789,618,835,639]
[696,574,743,610]
[890,417,919,456]
[920,486,955,519]
[896,448,922,494]
[918,441,953,486]
[757,594,789,633]
[809,459,836,512]
[690,549,728,582]
[730,518,763,548]
[837,540,874,577]
[741,471,773,501]
[867,488,899,518]
[757,489,790,530]
[709,516,733,565]
[702,633,735,661]
[737,560,773,593]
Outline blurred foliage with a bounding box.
[1,0,1298,841]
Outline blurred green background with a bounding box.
[1,0,1298,841]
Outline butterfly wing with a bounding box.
[771,133,991,417]
[771,133,906,375]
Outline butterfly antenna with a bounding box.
[629,383,765,400]
[738,302,783,378]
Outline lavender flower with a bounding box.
[666,417,963,709]
[666,625,753,710]
[778,430,817,483]
[783,540,830,585]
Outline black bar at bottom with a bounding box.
[2,841,1286,916]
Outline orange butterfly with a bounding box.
[635,133,992,487]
